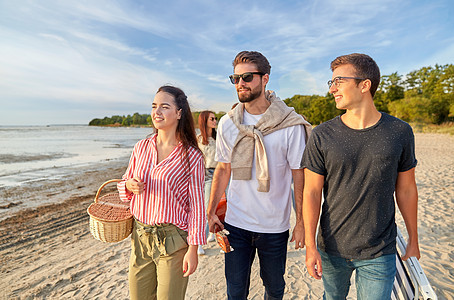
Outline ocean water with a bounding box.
[0,125,153,189]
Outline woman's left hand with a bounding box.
[182,245,198,277]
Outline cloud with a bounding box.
[0,26,169,106]
[277,69,327,99]
[70,31,158,62]
[39,33,67,43]
[1,0,453,125]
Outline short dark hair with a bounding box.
[330,53,380,97]
[233,51,271,75]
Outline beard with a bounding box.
[237,84,262,103]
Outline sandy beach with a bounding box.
[0,133,453,300]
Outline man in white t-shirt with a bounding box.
[207,51,311,300]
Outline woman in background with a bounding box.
[118,85,206,300]
[196,111,218,255]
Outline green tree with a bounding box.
[110,115,123,125]
[122,115,132,126]
[89,118,101,126]
[375,72,404,112]
[373,90,388,113]
[285,93,341,125]
[404,64,453,124]
[431,64,454,123]
[388,96,432,123]
[305,94,342,125]
[284,95,311,115]
[383,72,405,101]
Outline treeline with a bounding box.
[89,64,453,127]
[285,64,454,125]
[89,111,226,127]
[375,64,453,124]
[89,113,151,126]
[284,93,341,125]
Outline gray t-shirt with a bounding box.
[301,113,417,260]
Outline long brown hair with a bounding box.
[156,86,201,177]
[156,85,199,151]
[198,110,216,145]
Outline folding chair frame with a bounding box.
[393,227,437,300]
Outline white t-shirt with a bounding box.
[216,110,306,233]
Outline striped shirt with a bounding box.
[117,134,206,245]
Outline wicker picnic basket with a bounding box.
[87,179,133,243]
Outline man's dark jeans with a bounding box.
[224,223,289,300]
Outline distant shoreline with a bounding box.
[89,124,153,128]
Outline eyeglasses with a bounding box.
[327,76,366,88]
[209,117,217,121]
[229,72,264,84]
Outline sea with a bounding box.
[0,125,153,189]
[0,125,156,220]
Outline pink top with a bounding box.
[117,134,206,245]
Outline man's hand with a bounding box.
[402,239,420,261]
[207,213,224,233]
[305,246,322,280]
[290,221,305,249]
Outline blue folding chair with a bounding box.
[392,227,437,300]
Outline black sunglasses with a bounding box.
[209,116,217,121]
[229,72,265,84]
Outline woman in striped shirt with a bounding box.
[117,85,206,300]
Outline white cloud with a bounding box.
[39,33,67,43]
[0,27,169,107]
[0,0,453,125]
[277,69,327,99]
[70,31,157,62]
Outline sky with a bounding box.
[0,0,453,126]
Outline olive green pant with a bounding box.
[129,220,189,300]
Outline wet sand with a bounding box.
[0,133,453,299]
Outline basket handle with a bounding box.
[94,179,123,203]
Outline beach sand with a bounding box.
[0,133,453,299]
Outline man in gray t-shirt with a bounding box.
[301,53,420,300]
